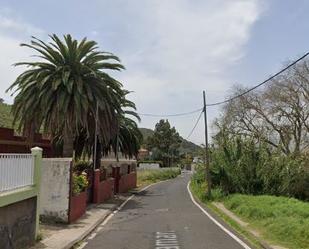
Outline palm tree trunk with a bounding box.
[63,131,74,157]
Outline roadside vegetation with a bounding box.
[0,101,14,128]
[191,164,309,249]
[137,168,181,187]
[191,60,309,249]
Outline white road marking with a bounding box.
[87,232,97,240]
[155,231,180,249]
[187,181,252,249]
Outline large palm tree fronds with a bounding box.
[7,34,125,155]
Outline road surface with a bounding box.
[82,172,252,249]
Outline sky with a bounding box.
[0,0,308,145]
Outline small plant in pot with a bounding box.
[72,172,89,196]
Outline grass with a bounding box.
[223,194,309,249]
[190,179,309,249]
[137,168,181,187]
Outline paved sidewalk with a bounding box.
[32,196,128,249]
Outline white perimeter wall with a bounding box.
[40,158,72,223]
[138,163,160,170]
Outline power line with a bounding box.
[184,110,203,140]
[138,52,309,115]
[138,107,203,117]
[206,51,309,107]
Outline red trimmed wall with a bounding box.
[93,170,114,203]
[68,191,87,223]
[118,172,137,193]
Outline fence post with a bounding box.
[31,147,42,239]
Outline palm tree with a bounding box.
[7,34,125,157]
[74,91,143,166]
[109,92,143,159]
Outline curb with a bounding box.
[64,208,115,249]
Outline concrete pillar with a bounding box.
[31,147,42,239]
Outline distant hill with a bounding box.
[139,127,201,155]
[0,102,14,128]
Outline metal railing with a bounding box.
[0,154,34,192]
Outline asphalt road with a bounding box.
[83,172,252,249]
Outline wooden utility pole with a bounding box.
[203,91,211,197]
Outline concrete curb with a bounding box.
[63,208,115,249]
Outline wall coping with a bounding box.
[43,158,73,162]
[0,186,37,207]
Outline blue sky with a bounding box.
[0,0,308,145]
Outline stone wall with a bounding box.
[0,197,36,249]
[40,158,72,223]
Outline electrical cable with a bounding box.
[138,107,203,117]
[206,52,309,107]
[184,110,203,140]
[138,52,309,115]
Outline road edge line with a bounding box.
[186,181,252,249]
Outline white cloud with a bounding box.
[0,8,44,103]
[0,1,266,144]
[116,0,265,144]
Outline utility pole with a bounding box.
[93,102,99,170]
[116,134,119,162]
[203,91,211,198]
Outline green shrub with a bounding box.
[209,138,309,200]
[72,173,89,195]
[191,165,226,201]
[137,168,181,185]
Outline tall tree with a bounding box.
[215,60,309,156]
[74,91,143,166]
[7,34,125,157]
[147,119,181,166]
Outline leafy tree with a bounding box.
[209,59,309,200]
[146,119,181,166]
[7,34,126,157]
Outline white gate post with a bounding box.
[31,147,43,239]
